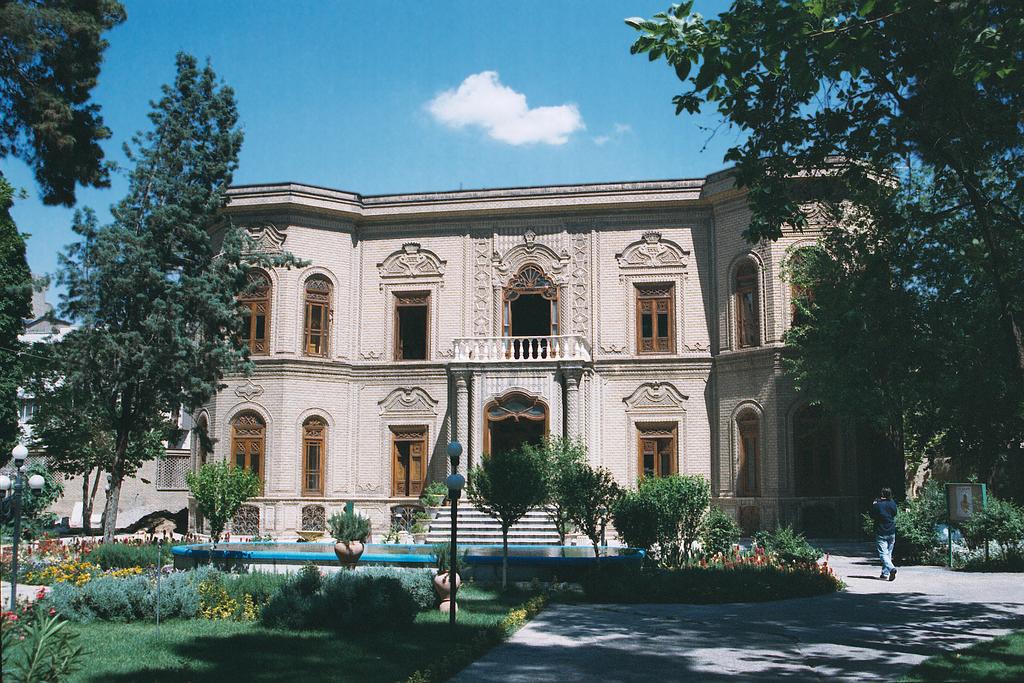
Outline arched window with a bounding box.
[793,404,836,495]
[239,271,271,355]
[734,260,760,348]
[788,249,816,326]
[230,412,265,483]
[303,276,332,356]
[302,417,326,495]
[736,409,760,496]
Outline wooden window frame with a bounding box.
[302,417,326,496]
[736,411,760,497]
[482,393,549,457]
[735,262,760,348]
[303,276,332,357]
[393,291,431,361]
[391,426,427,497]
[635,283,675,354]
[239,271,271,355]
[230,413,266,488]
[636,422,678,479]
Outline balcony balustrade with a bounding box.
[452,335,592,362]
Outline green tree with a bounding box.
[56,53,299,541]
[526,436,587,544]
[467,447,548,589]
[186,461,261,545]
[625,474,710,566]
[0,178,32,460]
[629,1,1024,483]
[1,0,126,206]
[555,461,621,559]
[25,338,164,535]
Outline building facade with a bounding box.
[198,170,863,538]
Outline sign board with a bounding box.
[946,483,987,523]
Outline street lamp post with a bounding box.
[445,441,465,627]
[3,444,46,610]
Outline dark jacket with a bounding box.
[870,498,898,536]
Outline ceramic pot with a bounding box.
[433,571,461,612]
[334,540,365,567]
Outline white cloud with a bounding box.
[613,122,632,134]
[592,122,632,147]
[427,71,584,146]
[593,135,610,146]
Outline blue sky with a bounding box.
[4,0,736,280]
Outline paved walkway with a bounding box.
[453,544,1024,681]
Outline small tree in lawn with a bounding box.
[186,461,261,546]
[467,447,547,589]
[557,461,622,559]
[525,436,586,545]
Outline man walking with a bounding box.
[870,487,899,581]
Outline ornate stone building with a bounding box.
[196,170,863,538]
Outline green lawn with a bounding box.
[63,586,539,683]
[903,631,1024,682]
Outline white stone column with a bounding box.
[563,367,583,440]
[454,371,470,476]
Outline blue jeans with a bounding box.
[876,534,896,576]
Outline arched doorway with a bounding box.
[484,392,548,457]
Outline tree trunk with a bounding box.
[81,469,94,536]
[502,525,509,590]
[102,432,130,542]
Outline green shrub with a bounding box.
[420,481,448,507]
[614,475,710,566]
[962,497,1024,561]
[46,568,212,622]
[753,525,822,563]
[358,567,435,610]
[327,507,371,543]
[1,602,85,683]
[84,541,174,569]
[261,568,424,630]
[223,570,289,606]
[893,480,947,564]
[611,488,660,555]
[701,507,741,557]
[582,560,843,604]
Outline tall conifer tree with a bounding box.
[0,178,33,459]
[57,53,293,540]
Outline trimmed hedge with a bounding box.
[581,561,844,604]
[46,567,214,622]
[83,542,177,569]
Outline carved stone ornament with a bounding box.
[493,230,570,284]
[616,232,690,269]
[800,202,835,229]
[684,341,710,353]
[234,379,264,401]
[378,387,438,415]
[623,382,688,411]
[243,223,287,253]
[600,343,626,354]
[360,350,383,360]
[357,482,381,492]
[377,243,446,278]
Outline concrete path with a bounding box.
[452,544,1024,682]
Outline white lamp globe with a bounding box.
[28,474,45,491]
[11,443,28,465]
[0,474,11,492]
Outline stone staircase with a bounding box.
[425,505,561,545]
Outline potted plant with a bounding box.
[432,542,464,613]
[411,522,428,544]
[328,503,370,568]
[419,481,448,508]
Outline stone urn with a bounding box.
[334,540,365,567]
[433,571,461,613]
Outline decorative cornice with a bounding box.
[378,387,439,415]
[623,381,689,411]
[241,222,287,253]
[234,379,264,401]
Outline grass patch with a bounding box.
[903,631,1024,682]
[60,585,541,683]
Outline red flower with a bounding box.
[49,608,56,616]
